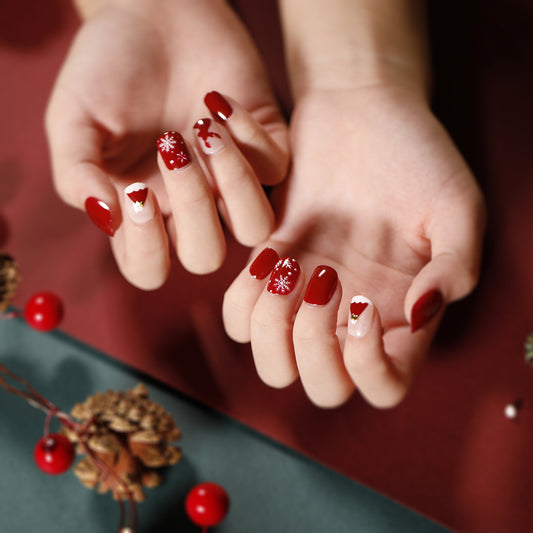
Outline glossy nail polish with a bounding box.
[249,247,279,280]
[84,197,114,236]
[193,118,224,155]
[411,289,444,332]
[204,91,233,122]
[304,265,337,305]
[124,182,154,224]
[348,295,374,337]
[157,131,192,170]
[267,257,300,295]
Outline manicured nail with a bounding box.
[249,247,279,280]
[193,118,224,154]
[157,131,191,170]
[304,265,338,305]
[84,197,114,236]
[124,182,154,224]
[267,257,300,295]
[204,91,233,122]
[348,296,374,338]
[411,289,444,332]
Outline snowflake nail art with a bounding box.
[267,257,300,295]
[157,131,191,170]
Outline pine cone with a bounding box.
[65,383,181,502]
[0,253,20,313]
[525,333,533,365]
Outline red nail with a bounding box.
[157,131,191,170]
[304,265,338,305]
[84,197,114,236]
[204,91,233,122]
[267,257,300,295]
[249,247,279,280]
[411,289,444,332]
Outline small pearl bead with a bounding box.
[504,403,518,419]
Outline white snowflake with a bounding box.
[174,151,189,164]
[272,274,292,294]
[158,134,176,152]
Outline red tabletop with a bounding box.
[1,2,532,531]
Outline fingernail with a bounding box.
[348,296,374,338]
[267,257,300,295]
[304,265,338,305]
[204,91,233,122]
[157,131,192,170]
[84,197,114,236]
[193,118,224,155]
[411,289,444,332]
[124,182,154,224]
[249,247,279,280]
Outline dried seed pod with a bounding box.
[67,383,181,502]
[0,253,20,313]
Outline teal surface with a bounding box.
[0,317,449,533]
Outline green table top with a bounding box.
[0,317,448,532]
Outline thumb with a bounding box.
[405,187,486,332]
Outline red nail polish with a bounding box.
[249,247,279,280]
[84,197,114,236]
[267,257,300,295]
[304,265,338,305]
[411,289,444,332]
[157,131,191,170]
[204,91,233,122]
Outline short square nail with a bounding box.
[304,265,338,305]
[124,182,154,224]
[193,118,224,154]
[249,247,279,280]
[411,289,444,332]
[348,295,374,338]
[267,257,300,295]
[204,91,233,122]
[84,197,114,236]
[157,131,192,170]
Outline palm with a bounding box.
[51,1,280,214]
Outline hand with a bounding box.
[223,84,486,408]
[46,0,288,289]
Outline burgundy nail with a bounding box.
[267,257,300,295]
[304,265,338,305]
[84,197,114,236]
[411,289,444,332]
[249,247,279,280]
[204,91,233,122]
[157,131,191,170]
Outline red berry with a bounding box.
[34,433,75,475]
[23,292,63,331]
[185,482,230,527]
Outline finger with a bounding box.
[343,296,437,408]
[45,94,120,236]
[250,257,305,388]
[292,266,354,408]
[109,183,170,290]
[223,247,280,343]
[404,188,486,331]
[193,118,275,246]
[204,91,289,186]
[156,131,225,274]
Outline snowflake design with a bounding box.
[174,151,189,164]
[158,134,177,152]
[272,274,292,294]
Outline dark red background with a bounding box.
[1,1,532,531]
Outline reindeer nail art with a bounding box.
[193,118,224,155]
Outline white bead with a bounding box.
[504,403,518,419]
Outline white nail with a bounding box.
[193,118,225,154]
[124,182,154,224]
[348,295,374,338]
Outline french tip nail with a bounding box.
[410,289,444,332]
